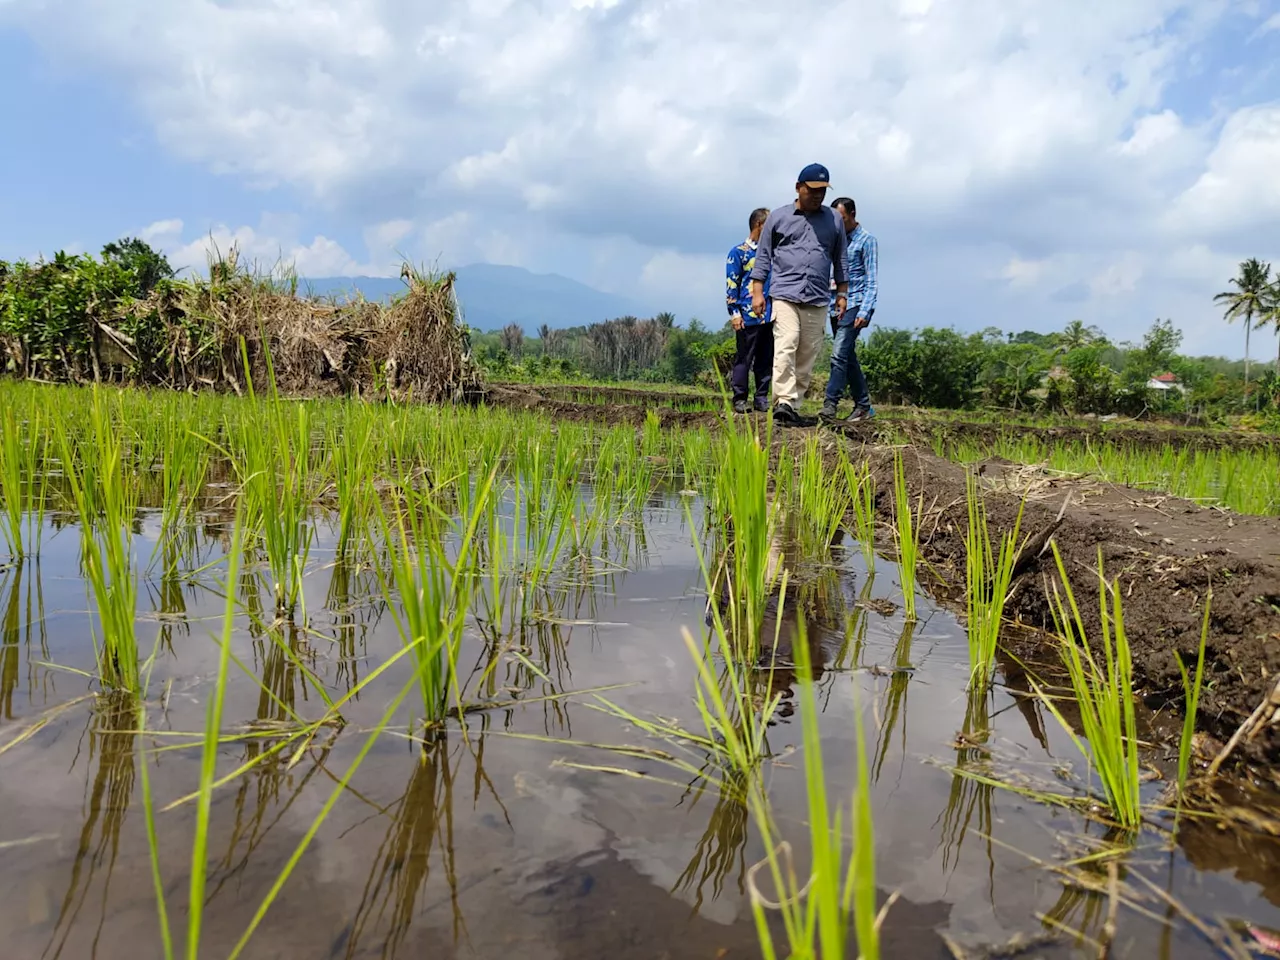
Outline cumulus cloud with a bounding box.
[139,218,374,279]
[1168,105,1280,241]
[4,0,1279,350]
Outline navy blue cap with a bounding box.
[797,163,831,187]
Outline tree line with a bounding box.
[476,311,1279,421]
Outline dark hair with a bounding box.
[832,197,857,217]
[749,207,770,230]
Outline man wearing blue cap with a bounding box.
[749,164,849,424]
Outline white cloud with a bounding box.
[3,0,1279,352]
[1168,104,1280,238]
[1090,253,1145,298]
[639,250,724,308]
[141,218,372,278]
[1000,256,1048,288]
[1117,110,1184,156]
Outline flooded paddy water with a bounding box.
[3,383,1280,959]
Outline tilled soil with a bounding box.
[483,385,1280,775]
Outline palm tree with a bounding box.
[1053,320,1108,354]
[1266,278,1280,376]
[1214,258,1272,386]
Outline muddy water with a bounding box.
[2,496,1280,959]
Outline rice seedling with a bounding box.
[891,450,920,621]
[326,406,376,560]
[843,459,877,573]
[1175,588,1211,806]
[150,403,211,568]
[0,404,49,558]
[57,389,143,694]
[379,468,495,729]
[794,434,852,559]
[747,618,885,960]
[939,432,1280,517]
[707,415,781,653]
[1035,544,1143,829]
[230,396,315,618]
[963,472,1027,689]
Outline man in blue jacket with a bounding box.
[726,207,773,413]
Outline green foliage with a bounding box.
[0,240,173,381]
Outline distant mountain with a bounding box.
[301,263,657,332]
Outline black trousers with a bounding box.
[731,323,774,401]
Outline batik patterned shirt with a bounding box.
[726,239,771,326]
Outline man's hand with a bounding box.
[854,314,871,331]
[835,294,848,321]
[731,313,744,332]
[751,291,766,319]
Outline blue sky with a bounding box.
[2,0,1278,357]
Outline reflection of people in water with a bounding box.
[705,499,847,717]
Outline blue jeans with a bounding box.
[825,311,873,407]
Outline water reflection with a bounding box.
[671,776,748,915]
[43,697,138,960]
[873,618,917,786]
[0,558,49,719]
[937,688,996,899]
[342,735,509,959]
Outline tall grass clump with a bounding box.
[747,620,884,960]
[57,389,142,694]
[1036,544,1142,829]
[380,469,495,729]
[891,450,920,620]
[963,472,1027,689]
[0,405,48,558]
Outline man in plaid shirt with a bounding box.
[821,197,878,422]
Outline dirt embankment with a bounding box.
[485,384,1280,454]
[851,442,1280,774]
[482,385,1280,775]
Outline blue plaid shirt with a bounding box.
[726,239,771,326]
[830,225,879,322]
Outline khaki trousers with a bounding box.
[771,300,827,407]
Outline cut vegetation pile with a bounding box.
[2,250,482,402]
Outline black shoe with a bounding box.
[847,404,876,422]
[753,397,770,413]
[818,400,840,422]
[773,401,800,425]
[732,398,748,415]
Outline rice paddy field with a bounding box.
[4,379,1280,959]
